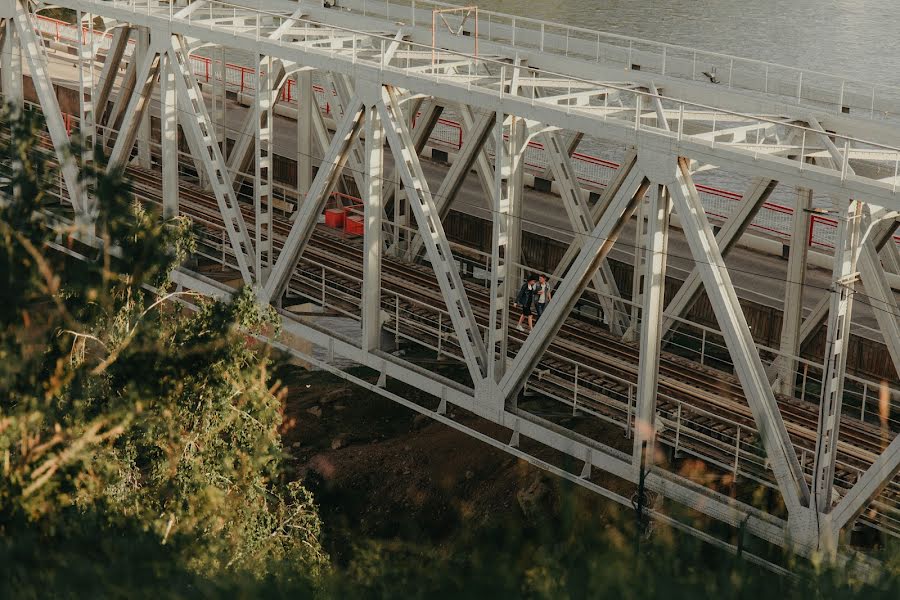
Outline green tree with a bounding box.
[0,105,326,594]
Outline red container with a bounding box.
[324,208,345,228]
[344,215,364,236]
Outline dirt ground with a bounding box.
[275,363,582,564]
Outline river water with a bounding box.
[476,0,900,86]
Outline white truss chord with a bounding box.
[107,40,161,171]
[362,103,384,352]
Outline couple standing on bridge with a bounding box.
[515,275,551,331]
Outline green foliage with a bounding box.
[0,104,326,590]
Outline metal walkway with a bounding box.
[2,0,900,565]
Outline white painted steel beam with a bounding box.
[133,27,152,169]
[107,42,161,171]
[831,432,900,533]
[102,50,135,148]
[500,164,649,401]
[660,178,778,336]
[1,17,22,109]
[263,95,366,303]
[857,234,900,380]
[377,85,489,384]
[668,157,809,512]
[541,128,629,335]
[166,35,257,284]
[93,25,131,128]
[254,53,275,283]
[406,107,495,261]
[13,4,85,217]
[632,184,671,471]
[775,186,812,396]
[362,103,383,352]
[486,111,527,385]
[160,51,178,218]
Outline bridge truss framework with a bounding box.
[2,0,900,566]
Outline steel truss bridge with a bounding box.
[2,0,900,568]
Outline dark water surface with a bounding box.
[478,0,900,86]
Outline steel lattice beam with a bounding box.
[377,85,489,384]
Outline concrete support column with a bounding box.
[776,186,812,396]
[362,104,383,351]
[135,27,152,169]
[160,52,178,218]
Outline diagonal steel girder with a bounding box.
[377,85,489,384]
[540,129,630,335]
[668,157,810,512]
[548,150,640,325]
[12,3,85,216]
[830,430,900,534]
[261,95,367,304]
[93,25,131,131]
[660,177,778,337]
[227,58,288,182]
[107,41,162,171]
[166,35,257,284]
[775,218,900,383]
[499,163,650,402]
[405,106,496,262]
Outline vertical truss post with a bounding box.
[296,69,313,195]
[12,4,85,217]
[625,195,648,341]
[160,51,178,219]
[166,36,257,284]
[540,129,629,335]
[487,111,526,384]
[362,104,384,352]
[135,27,151,169]
[776,185,812,396]
[377,86,488,385]
[669,158,809,512]
[632,184,671,471]
[254,54,274,283]
[76,11,96,164]
[812,199,862,513]
[1,16,22,109]
[214,45,226,157]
